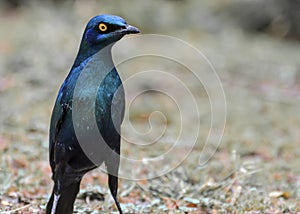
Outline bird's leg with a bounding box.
[50,162,65,214]
[105,150,123,214]
[51,194,60,214]
[108,173,123,214]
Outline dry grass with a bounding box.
[0,1,299,213]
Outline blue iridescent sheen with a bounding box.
[46,14,139,214]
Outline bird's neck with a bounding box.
[61,41,116,99]
[72,41,115,69]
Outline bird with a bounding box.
[46,14,140,214]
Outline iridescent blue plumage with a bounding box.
[46,14,139,214]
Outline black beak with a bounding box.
[125,25,140,34]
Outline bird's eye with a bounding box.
[98,23,108,32]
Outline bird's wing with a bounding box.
[49,92,68,171]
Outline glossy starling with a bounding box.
[46,14,140,214]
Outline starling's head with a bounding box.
[73,14,139,67]
[84,14,140,46]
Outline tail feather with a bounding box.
[46,181,81,214]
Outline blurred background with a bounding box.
[0,0,299,213]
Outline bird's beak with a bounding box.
[125,25,140,34]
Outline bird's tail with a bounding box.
[46,181,81,214]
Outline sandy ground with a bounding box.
[0,1,300,213]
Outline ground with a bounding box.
[0,1,300,213]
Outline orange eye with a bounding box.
[99,23,108,32]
